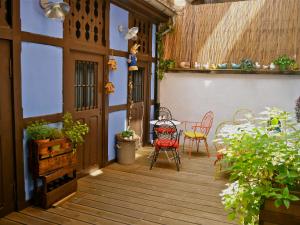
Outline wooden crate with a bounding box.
[30,139,77,209]
[260,193,300,225]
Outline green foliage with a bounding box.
[49,128,65,140]
[26,120,52,141]
[217,108,300,225]
[157,21,174,80]
[240,59,255,72]
[62,112,89,151]
[121,130,134,138]
[273,55,295,70]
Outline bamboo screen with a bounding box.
[163,0,300,66]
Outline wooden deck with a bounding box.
[1,147,234,225]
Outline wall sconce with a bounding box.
[40,0,70,21]
[118,25,139,40]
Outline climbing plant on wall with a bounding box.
[157,20,174,80]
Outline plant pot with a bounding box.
[259,192,300,225]
[279,64,288,71]
[116,134,138,165]
[35,139,50,156]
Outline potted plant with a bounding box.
[240,58,255,72]
[49,128,65,151]
[216,108,300,225]
[26,120,53,155]
[116,128,139,165]
[273,55,296,71]
[295,96,300,123]
[62,112,89,152]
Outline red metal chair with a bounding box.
[150,119,181,171]
[182,111,214,158]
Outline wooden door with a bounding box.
[64,52,104,174]
[0,40,15,217]
[129,62,150,145]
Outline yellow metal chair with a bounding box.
[182,111,214,158]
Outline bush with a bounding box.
[216,108,300,225]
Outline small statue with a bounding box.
[108,58,117,71]
[105,82,115,94]
[128,43,140,71]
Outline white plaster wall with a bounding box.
[159,73,300,147]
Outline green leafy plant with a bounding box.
[216,108,300,225]
[157,21,174,80]
[62,112,89,152]
[240,58,255,72]
[26,120,53,141]
[121,130,134,139]
[296,96,300,123]
[49,128,65,140]
[273,55,295,71]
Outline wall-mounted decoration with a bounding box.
[40,0,70,21]
[108,58,117,71]
[128,43,140,71]
[105,82,115,94]
[118,26,139,40]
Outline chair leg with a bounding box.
[182,137,186,152]
[204,138,210,157]
[189,140,194,159]
[176,150,181,164]
[172,149,180,171]
[150,150,159,170]
[196,140,200,152]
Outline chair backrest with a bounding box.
[154,119,178,141]
[158,107,172,120]
[200,111,214,135]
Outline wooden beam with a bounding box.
[111,0,169,23]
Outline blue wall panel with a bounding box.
[21,0,63,38]
[21,42,63,118]
[109,57,128,106]
[108,110,127,161]
[109,4,128,51]
[151,62,155,100]
[152,24,157,58]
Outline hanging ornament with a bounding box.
[105,82,115,94]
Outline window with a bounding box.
[75,60,98,110]
[132,68,144,103]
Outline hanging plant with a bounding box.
[156,21,175,80]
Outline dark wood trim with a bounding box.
[0,27,13,40]
[104,158,116,167]
[111,0,169,23]
[109,49,128,58]
[151,100,155,105]
[108,104,128,113]
[69,41,108,56]
[23,113,64,128]
[21,32,64,47]
[12,0,26,211]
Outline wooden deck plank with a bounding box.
[77,185,230,222]
[47,206,125,225]
[5,212,56,225]
[3,147,234,225]
[78,181,227,216]
[21,207,91,225]
[0,218,23,225]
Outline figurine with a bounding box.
[128,43,140,71]
[231,63,241,69]
[203,62,210,70]
[108,58,117,71]
[255,62,261,69]
[210,64,217,69]
[105,82,115,94]
[262,65,269,69]
[269,63,276,70]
